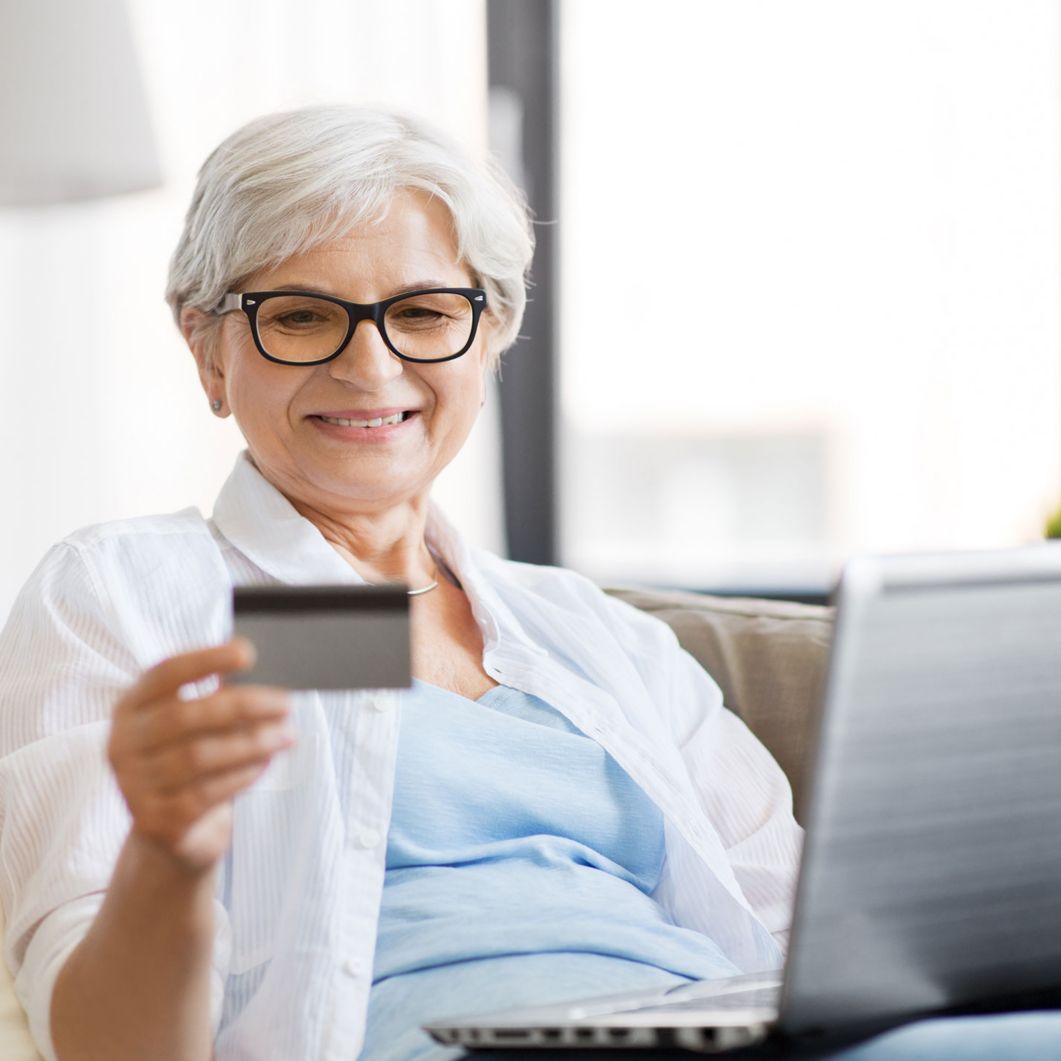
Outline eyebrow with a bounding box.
[257,279,467,300]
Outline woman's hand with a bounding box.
[107,638,294,875]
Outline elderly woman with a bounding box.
[1,106,1054,1061]
[0,105,797,1061]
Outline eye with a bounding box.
[257,296,346,334]
[395,305,445,321]
[386,293,471,333]
[276,309,326,327]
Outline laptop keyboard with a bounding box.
[637,984,782,1013]
[555,975,784,1022]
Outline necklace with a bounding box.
[407,571,440,597]
[328,536,443,595]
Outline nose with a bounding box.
[327,320,403,388]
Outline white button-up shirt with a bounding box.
[0,451,802,1061]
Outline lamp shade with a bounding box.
[0,0,162,206]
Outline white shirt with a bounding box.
[0,451,803,1061]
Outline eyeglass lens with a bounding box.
[253,292,475,363]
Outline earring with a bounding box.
[211,399,223,413]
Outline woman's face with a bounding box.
[199,189,493,517]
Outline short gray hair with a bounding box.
[166,104,534,368]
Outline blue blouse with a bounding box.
[359,681,738,1060]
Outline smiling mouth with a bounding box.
[312,411,414,428]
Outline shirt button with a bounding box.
[357,829,382,849]
[366,697,387,713]
[342,957,361,977]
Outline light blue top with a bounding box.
[360,680,740,1060]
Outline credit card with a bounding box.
[230,584,411,690]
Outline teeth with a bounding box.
[318,412,406,428]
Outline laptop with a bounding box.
[425,545,1061,1053]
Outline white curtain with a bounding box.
[0,0,502,622]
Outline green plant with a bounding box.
[1047,501,1061,539]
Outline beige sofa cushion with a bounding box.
[606,587,835,822]
[0,903,42,1060]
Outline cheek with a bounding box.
[443,371,487,424]
[229,359,302,426]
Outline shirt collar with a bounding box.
[432,522,545,661]
[210,451,542,657]
[211,450,484,602]
[211,451,362,586]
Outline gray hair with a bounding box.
[165,104,534,369]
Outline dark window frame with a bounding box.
[487,0,559,567]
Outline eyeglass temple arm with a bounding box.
[214,293,244,315]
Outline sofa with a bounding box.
[0,588,834,1059]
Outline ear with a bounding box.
[180,306,226,401]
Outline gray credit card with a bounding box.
[230,584,411,690]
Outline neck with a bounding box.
[288,496,438,587]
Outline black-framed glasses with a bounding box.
[214,287,488,365]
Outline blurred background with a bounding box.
[2,0,1060,621]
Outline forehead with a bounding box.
[249,188,469,299]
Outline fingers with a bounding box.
[143,720,297,792]
[130,684,292,754]
[108,639,294,872]
[117,638,257,716]
[184,762,277,814]
[134,761,276,848]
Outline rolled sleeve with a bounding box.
[16,893,231,1061]
[0,721,125,1061]
[16,894,104,1061]
[0,542,230,1057]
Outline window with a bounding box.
[558,0,1061,592]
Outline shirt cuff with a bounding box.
[15,892,104,1061]
[16,893,232,1060]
